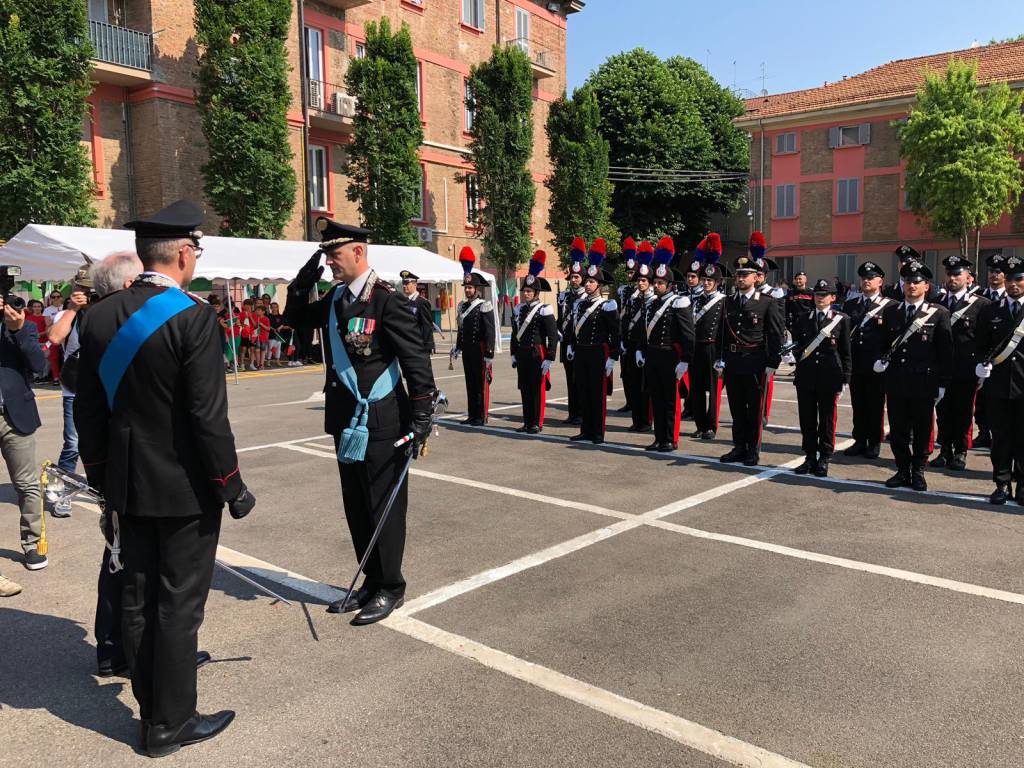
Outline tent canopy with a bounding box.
[2,224,490,286]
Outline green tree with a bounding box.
[0,0,96,240]
[545,86,619,268]
[898,59,1024,263]
[467,44,535,299]
[195,0,295,239]
[344,17,423,245]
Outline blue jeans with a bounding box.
[58,394,78,472]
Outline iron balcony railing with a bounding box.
[88,19,152,71]
[306,79,357,118]
[505,37,554,72]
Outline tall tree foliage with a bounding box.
[898,59,1024,263]
[467,45,535,294]
[0,0,96,239]
[344,18,422,245]
[545,86,619,268]
[195,0,295,238]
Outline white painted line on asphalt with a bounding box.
[384,614,813,768]
[257,391,325,408]
[773,397,852,409]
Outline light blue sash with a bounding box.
[328,285,400,463]
[98,287,194,409]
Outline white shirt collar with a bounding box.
[740,287,756,300]
[346,269,372,299]
[138,270,181,289]
[952,288,967,301]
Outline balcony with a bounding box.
[315,0,372,9]
[505,38,556,80]
[306,79,357,133]
[88,19,153,85]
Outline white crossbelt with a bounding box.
[993,311,1024,365]
[799,315,843,361]
[887,306,938,357]
[573,297,604,338]
[694,292,725,322]
[858,297,890,328]
[515,303,544,341]
[458,298,483,326]
[949,294,979,326]
[645,297,675,340]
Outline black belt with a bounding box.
[648,343,676,350]
[728,343,758,352]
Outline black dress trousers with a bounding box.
[574,345,608,439]
[849,371,886,445]
[517,346,546,429]
[725,370,765,453]
[462,342,488,422]
[645,348,681,446]
[690,343,721,433]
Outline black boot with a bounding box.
[794,455,816,475]
[813,457,830,477]
[990,482,1010,505]
[911,467,928,491]
[929,449,950,469]
[885,468,911,488]
[844,440,866,457]
[864,442,881,459]
[948,453,967,471]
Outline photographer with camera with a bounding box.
[0,265,49,572]
[46,266,94,517]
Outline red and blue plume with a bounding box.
[637,239,654,266]
[528,249,546,277]
[694,237,708,264]
[588,238,606,268]
[705,232,722,265]
[622,237,637,260]
[459,245,476,276]
[653,236,675,266]
[748,231,767,259]
[570,236,586,265]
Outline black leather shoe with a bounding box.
[656,442,675,452]
[195,651,211,670]
[742,452,759,467]
[864,442,881,459]
[681,409,692,419]
[569,433,589,442]
[990,483,1010,505]
[327,587,373,614]
[885,470,911,488]
[793,457,816,475]
[689,429,704,438]
[515,425,528,433]
[720,448,745,463]
[527,425,541,434]
[948,453,967,471]
[635,424,652,433]
[813,459,830,477]
[591,437,605,445]
[644,441,660,451]
[1016,484,1024,507]
[616,404,632,413]
[460,417,474,425]
[468,418,485,427]
[97,658,129,678]
[911,470,928,492]
[973,432,991,448]
[351,591,405,626]
[844,440,866,457]
[929,453,949,469]
[701,430,716,440]
[146,711,235,758]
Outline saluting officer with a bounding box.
[930,256,990,470]
[511,251,558,434]
[975,255,1024,506]
[841,261,893,459]
[689,261,727,440]
[453,247,496,426]
[286,219,436,622]
[637,242,695,452]
[400,270,435,354]
[565,239,619,444]
[884,245,942,302]
[557,237,587,426]
[874,259,952,492]
[719,253,786,467]
[974,253,1007,448]
[621,239,655,433]
[75,201,254,757]
[785,271,815,333]
[791,279,852,477]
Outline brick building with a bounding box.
[732,40,1024,287]
[82,0,583,272]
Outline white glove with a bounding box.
[872,359,888,373]
[484,357,493,367]
[566,344,574,361]
[840,384,847,399]
[635,350,645,367]
[541,360,551,376]
[976,362,993,379]
[451,349,461,361]
[782,352,796,365]
[936,387,946,403]
[714,359,725,372]
[675,362,688,381]
[604,359,614,377]
[510,354,517,367]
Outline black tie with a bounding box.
[1013,301,1021,320]
[817,311,826,327]
[342,287,354,308]
[907,305,916,325]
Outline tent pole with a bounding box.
[229,278,239,385]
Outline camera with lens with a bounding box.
[0,265,25,311]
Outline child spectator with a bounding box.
[253,304,270,370]
[239,298,255,371]
[267,302,288,366]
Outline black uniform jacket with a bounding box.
[636,293,695,360]
[791,309,853,391]
[976,297,1024,400]
[722,290,786,374]
[942,292,991,380]
[408,294,434,351]
[693,290,726,346]
[842,294,894,374]
[785,289,815,331]
[565,295,621,358]
[75,283,244,517]
[880,301,953,397]
[286,275,436,442]
[557,288,584,363]
[620,288,651,349]
[455,299,496,359]
[0,322,47,434]
[510,301,557,360]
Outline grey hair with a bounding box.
[91,251,144,297]
[136,237,188,267]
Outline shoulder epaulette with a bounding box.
[602,298,618,312]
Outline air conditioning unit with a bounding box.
[333,93,357,118]
[416,226,433,243]
[308,80,324,111]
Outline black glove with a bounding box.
[228,486,256,520]
[292,250,324,292]
[410,409,433,459]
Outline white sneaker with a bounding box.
[52,499,72,518]
[0,574,22,597]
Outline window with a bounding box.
[304,27,323,82]
[464,79,475,132]
[774,256,804,284]
[774,184,796,218]
[308,145,328,211]
[775,132,796,154]
[465,173,480,226]
[515,7,530,51]
[828,123,872,148]
[836,178,860,214]
[354,42,366,60]
[462,0,484,29]
[836,254,857,286]
[415,61,424,117]
[923,249,940,277]
[412,164,426,222]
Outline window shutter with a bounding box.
[775,134,783,154]
[828,127,839,149]
[859,123,872,145]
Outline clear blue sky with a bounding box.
[566,0,1024,96]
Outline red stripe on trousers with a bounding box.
[880,395,887,445]
[966,389,977,449]
[755,372,767,448]
[764,373,775,419]
[672,384,681,445]
[832,393,839,450]
[928,410,936,454]
[714,376,723,431]
[601,343,609,434]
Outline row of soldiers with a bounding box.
[452,235,1024,507]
